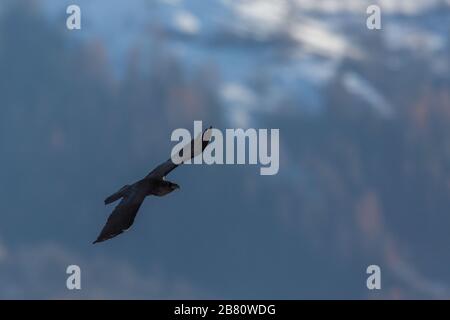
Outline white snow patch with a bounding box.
[173,10,201,34]
[289,20,360,59]
[384,23,447,53]
[343,72,394,118]
[221,83,257,107]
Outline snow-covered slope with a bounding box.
[39,0,450,125]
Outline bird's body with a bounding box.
[93,126,212,244]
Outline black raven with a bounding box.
[93,126,212,244]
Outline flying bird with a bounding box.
[93,126,213,244]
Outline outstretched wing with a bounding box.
[146,126,212,179]
[93,184,147,244]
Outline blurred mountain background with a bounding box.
[0,0,449,299]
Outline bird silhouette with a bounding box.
[93,126,213,244]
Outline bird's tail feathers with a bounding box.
[104,185,130,205]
